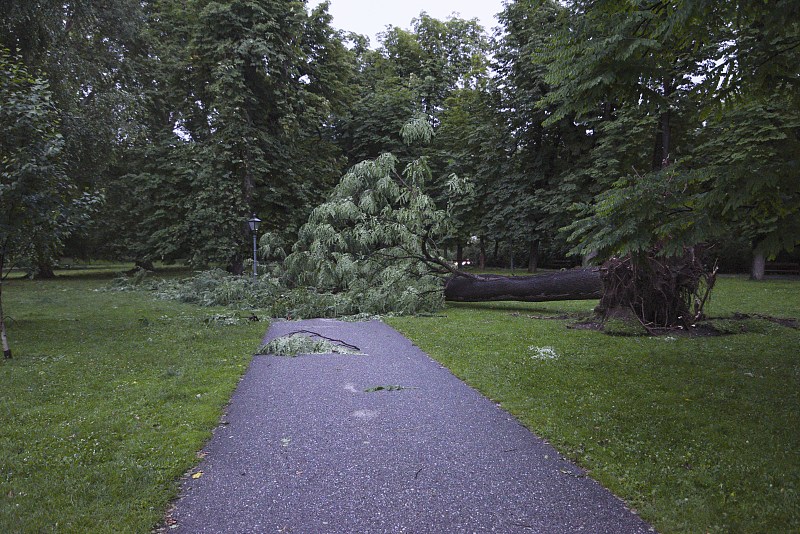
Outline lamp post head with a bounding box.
[248,214,261,233]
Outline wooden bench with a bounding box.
[765,262,800,275]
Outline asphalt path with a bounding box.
[170,319,654,533]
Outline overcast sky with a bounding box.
[313,0,507,44]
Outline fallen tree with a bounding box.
[147,121,720,326]
[274,120,604,317]
[444,268,602,302]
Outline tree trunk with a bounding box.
[1,281,11,359]
[227,256,244,275]
[479,238,486,270]
[445,267,601,303]
[751,251,765,281]
[456,244,464,269]
[653,78,673,170]
[135,259,155,271]
[528,239,540,273]
[33,261,56,279]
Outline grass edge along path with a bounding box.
[0,276,264,533]
[388,276,800,534]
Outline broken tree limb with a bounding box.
[444,267,602,303]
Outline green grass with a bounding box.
[1,271,797,532]
[388,275,800,533]
[5,261,191,280]
[0,275,264,532]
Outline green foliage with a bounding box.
[0,48,96,277]
[430,87,503,249]
[281,149,448,316]
[1,0,144,268]
[96,0,354,268]
[530,0,799,271]
[141,119,466,319]
[485,0,595,260]
[689,95,800,258]
[565,95,800,262]
[565,167,713,259]
[258,333,360,356]
[380,13,491,118]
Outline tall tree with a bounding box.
[102,0,354,270]
[0,49,79,357]
[1,0,145,274]
[537,0,799,325]
[482,0,594,269]
[339,13,492,166]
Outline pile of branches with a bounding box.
[597,246,718,331]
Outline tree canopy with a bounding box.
[1,0,798,327]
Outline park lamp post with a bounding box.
[248,214,261,283]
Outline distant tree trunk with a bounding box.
[0,281,11,359]
[652,79,673,170]
[528,239,540,273]
[479,238,486,270]
[227,255,244,275]
[445,268,601,303]
[135,259,155,271]
[33,261,56,279]
[751,251,765,281]
[456,244,464,269]
[493,241,499,264]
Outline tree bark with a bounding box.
[445,267,601,303]
[653,78,673,170]
[227,256,244,275]
[479,238,486,270]
[0,280,11,359]
[528,239,540,273]
[456,244,464,269]
[33,261,56,279]
[751,251,765,281]
[135,259,155,271]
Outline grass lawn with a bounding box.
[0,275,265,532]
[1,271,797,532]
[388,275,800,533]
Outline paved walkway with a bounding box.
[170,319,653,533]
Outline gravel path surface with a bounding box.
[170,319,653,533]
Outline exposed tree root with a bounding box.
[597,247,717,329]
